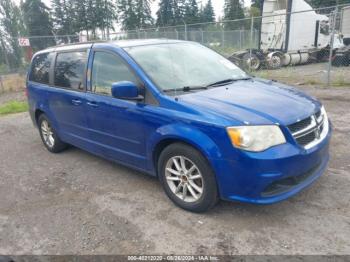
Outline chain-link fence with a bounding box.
[1,3,350,94]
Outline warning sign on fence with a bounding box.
[18,38,30,47]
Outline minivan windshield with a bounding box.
[125,42,249,93]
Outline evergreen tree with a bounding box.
[72,0,94,38]
[21,0,55,50]
[223,0,245,29]
[306,0,350,9]
[51,0,76,36]
[135,0,154,29]
[0,0,26,68]
[201,0,215,23]
[156,0,184,26]
[183,0,200,24]
[118,0,139,30]
[93,0,117,38]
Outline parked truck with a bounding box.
[229,0,348,70]
[332,6,350,66]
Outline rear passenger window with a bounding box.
[91,52,138,96]
[54,51,87,90]
[29,53,51,84]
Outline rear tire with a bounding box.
[242,53,261,71]
[267,53,283,69]
[38,114,67,153]
[158,143,219,213]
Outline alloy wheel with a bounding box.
[41,120,55,148]
[165,156,204,203]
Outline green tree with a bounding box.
[89,0,117,38]
[201,0,215,23]
[183,0,200,24]
[21,0,55,50]
[0,0,26,68]
[118,0,139,30]
[51,0,76,36]
[156,0,184,26]
[72,0,90,37]
[248,5,261,30]
[135,0,154,29]
[223,0,245,29]
[306,0,350,9]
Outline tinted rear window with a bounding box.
[54,51,87,90]
[29,53,51,84]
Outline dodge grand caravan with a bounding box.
[27,40,332,212]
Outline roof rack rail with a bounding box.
[47,40,111,50]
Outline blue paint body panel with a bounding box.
[27,40,332,204]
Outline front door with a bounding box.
[84,50,147,169]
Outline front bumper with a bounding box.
[213,125,332,204]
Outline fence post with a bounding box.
[201,29,204,44]
[0,75,4,94]
[137,29,140,39]
[249,16,254,71]
[240,30,242,50]
[185,23,188,41]
[327,5,338,87]
[222,29,225,47]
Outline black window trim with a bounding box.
[89,48,159,106]
[89,49,144,96]
[52,48,90,93]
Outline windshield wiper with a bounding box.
[206,77,252,87]
[163,86,208,93]
[163,77,252,93]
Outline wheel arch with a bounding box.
[149,124,223,177]
[153,138,210,176]
[34,109,45,126]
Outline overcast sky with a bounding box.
[14,0,252,20]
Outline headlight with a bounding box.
[226,125,286,152]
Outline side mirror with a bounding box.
[111,81,144,101]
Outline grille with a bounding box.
[296,131,316,146]
[287,109,326,149]
[315,110,321,119]
[288,117,312,133]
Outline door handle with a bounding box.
[71,99,82,106]
[87,101,98,107]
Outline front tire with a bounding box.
[158,143,218,212]
[38,114,67,153]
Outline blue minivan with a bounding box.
[27,39,331,212]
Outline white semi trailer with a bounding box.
[332,6,350,66]
[340,6,350,45]
[230,0,346,70]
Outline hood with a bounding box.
[178,78,321,126]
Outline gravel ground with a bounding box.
[0,87,349,255]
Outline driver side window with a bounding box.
[91,51,139,96]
